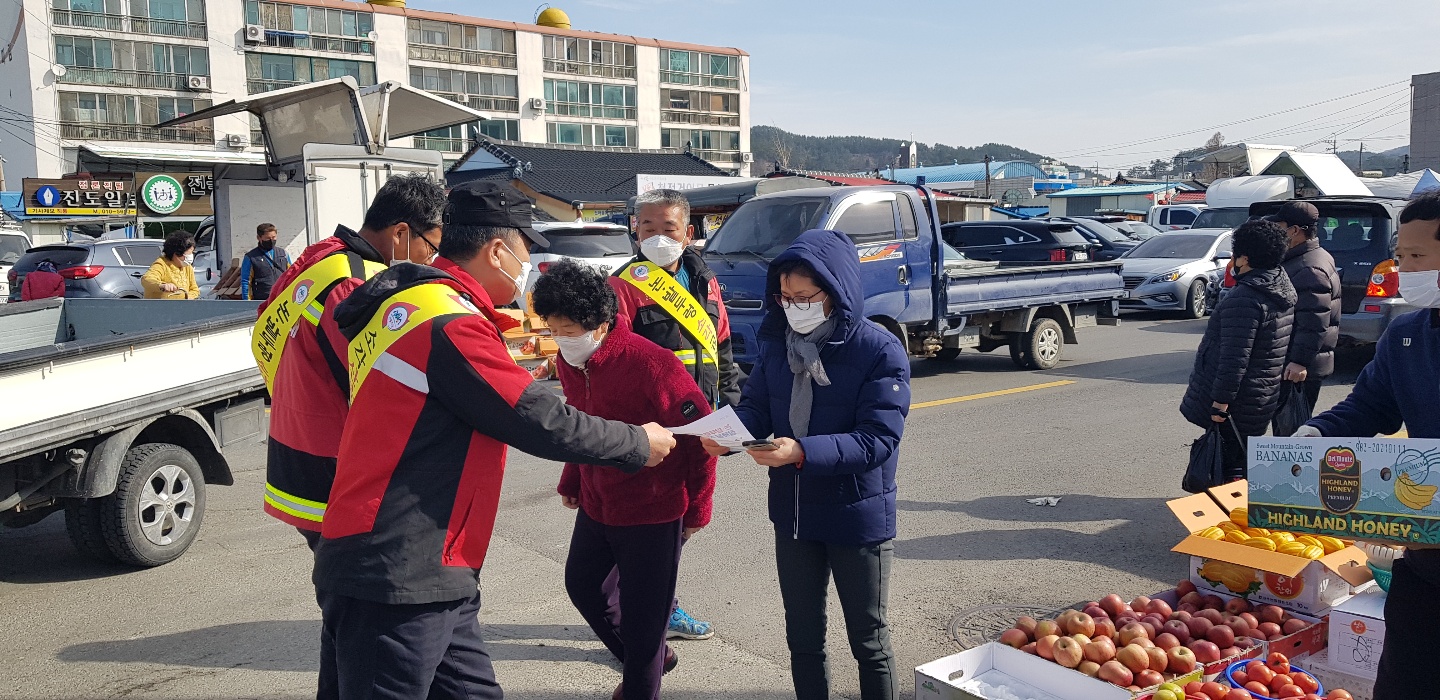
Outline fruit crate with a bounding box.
[1149,588,1325,680]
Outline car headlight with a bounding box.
[1147,270,1182,284]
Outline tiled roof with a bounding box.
[451,140,732,203]
[883,160,1047,184]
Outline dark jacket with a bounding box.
[242,244,291,301]
[1280,238,1340,377]
[734,229,911,546]
[1181,266,1297,436]
[610,247,741,409]
[316,259,649,604]
[1307,309,1440,585]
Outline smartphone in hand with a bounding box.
[743,439,779,452]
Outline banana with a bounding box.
[1230,508,1249,528]
[1396,472,1439,510]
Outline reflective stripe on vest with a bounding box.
[347,282,481,402]
[252,252,385,393]
[673,349,717,366]
[617,261,719,364]
[264,483,326,523]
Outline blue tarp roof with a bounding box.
[0,191,56,221]
[991,206,1050,219]
[884,160,1047,185]
[1047,183,1178,198]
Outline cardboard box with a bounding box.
[496,308,526,325]
[916,643,1130,700]
[1327,587,1386,680]
[1167,481,1370,615]
[1249,436,1440,545]
[536,337,558,357]
[1300,649,1375,700]
[524,314,549,333]
[502,330,538,359]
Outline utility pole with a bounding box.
[983,154,993,199]
[1357,142,1364,174]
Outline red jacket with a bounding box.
[556,319,715,528]
[20,270,65,301]
[259,226,386,531]
[316,259,651,604]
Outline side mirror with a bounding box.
[1215,250,1233,260]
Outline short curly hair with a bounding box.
[163,231,195,259]
[530,258,618,331]
[1231,219,1289,270]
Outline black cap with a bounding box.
[443,181,547,247]
[1263,201,1319,229]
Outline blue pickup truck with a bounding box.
[702,185,1126,370]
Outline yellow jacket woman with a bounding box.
[142,232,201,299]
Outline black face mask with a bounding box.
[259,239,276,251]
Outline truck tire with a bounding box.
[99,443,206,567]
[1184,279,1208,319]
[1015,317,1064,370]
[933,348,961,361]
[64,498,117,563]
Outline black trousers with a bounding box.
[1373,555,1440,699]
[565,510,683,700]
[774,532,897,700]
[316,588,502,700]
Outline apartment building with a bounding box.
[0,0,752,182]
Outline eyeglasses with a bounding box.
[774,292,826,310]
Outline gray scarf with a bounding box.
[785,317,836,438]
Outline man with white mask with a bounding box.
[1293,190,1440,700]
[610,188,738,640]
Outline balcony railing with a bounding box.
[247,78,305,94]
[59,67,201,90]
[548,103,636,120]
[662,111,740,127]
[52,9,207,39]
[412,135,468,153]
[408,45,517,70]
[266,31,373,55]
[660,71,740,90]
[429,91,520,113]
[61,121,214,144]
[692,149,743,163]
[543,59,636,80]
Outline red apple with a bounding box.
[1166,646,1197,674]
[1162,620,1192,644]
[1099,593,1126,618]
[1066,612,1096,637]
[1186,616,1215,640]
[1258,605,1286,625]
[1134,637,1155,648]
[1221,646,1240,658]
[1179,591,1205,607]
[1116,643,1151,674]
[1084,637,1117,664]
[1034,619,1061,639]
[999,628,1029,648]
[1084,604,1109,621]
[1179,602,1200,614]
[1225,597,1253,615]
[1257,622,1282,638]
[1176,579,1198,596]
[1207,624,1236,648]
[1154,632,1182,650]
[1234,636,1257,648]
[1188,639,1222,663]
[1146,645,1168,672]
[1282,618,1308,635]
[1021,642,1037,655]
[1136,669,1164,688]
[1015,616,1038,639]
[1130,596,1152,613]
[1097,659,1133,687]
[1140,621,1160,640]
[1239,612,1260,629]
[1115,604,1136,619]
[1197,608,1226,625]
[1118,622,1149,646]
[1170,610,1194,622]
[1201,594,1225,610]
[1228,618,1251,637]
[1052,636,1083,668]
[1147,599,1174,619]
[1036,634,1059,660]
[1077,660,1101,677]
[1093,617,1117,640]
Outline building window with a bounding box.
[245,53,375,93]
[413,119,519,153]
[59,90,214,144]
[408,66,519,112]
[406,19,516,69]
[542,79,636,120]
[662,128,742,162]
[245,1,373,54]
[478,119,518,141]
[661,88,740,126]
[547,122,636,148]
[54,0,206,38]
[660,49,740,90]
[541,36,636,80]
[55,36,210,89]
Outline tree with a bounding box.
[1204,132,1225,151]
[769,126,794,171]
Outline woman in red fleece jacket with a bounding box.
[532,259,715,700]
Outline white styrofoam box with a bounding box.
[1302,649,1375,700]
[1327,587,1386,680]
[916,643,1130,700]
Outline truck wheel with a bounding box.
[1184,279,1208,319]
[100,443,206,567]
[1017,317,1064,370]
[933,348,961,361]
[64,498,117,563]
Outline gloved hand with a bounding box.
[1291,425,1322,438]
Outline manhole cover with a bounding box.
[948,604,1065,650]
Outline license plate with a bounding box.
[1074,252,1089,261]
[1121,290,1130,299]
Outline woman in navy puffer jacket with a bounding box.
[705,229,909,700]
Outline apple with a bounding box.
[1021,642,1037,655]
[1179,602,1200,614]
[1152,688,1182,700]
[1099,593,1125,617]
[1154,632,1182,650]
[1228,618,1251,637]
[1201,594,1225,610]
[1246,628,1267,641]
[1084,637,1117,664]
[1052,636,1083,668]
[1258,605,1286,625]
[1071,633,1092,648]
[1098,660,1133,687]
[1170,610,1194,622]
[1147,599,1174,618]
[1036,634,1059,660]
[1093,617,1117,640]
[1246,681,1271,696]
[1176,580,1197,596]
[1135,637,1156,648]
[1118,622,1148,647]
[1220,646,1240,658]
[1116,643,1151,674]
[1034,619,1061,639]
[1084,604,1109,621]
[1291,672,1319,694]
[1130,595,1152,613]
[1015,616,1038,639]
[1186,616,1215,640]
[1234,636,1257,648]
[1239,612,1260,629]
[1257,622,1282,638]
[1067,612,1097,637]
[999,628,1029,648]
[1179,591,1205,607]
[1188,639,1222,663]
[1283,618,1309,635]
[1137,669,1164,688]
[1207,624,1236,648]
[1200,681,1229,700]
[1167,646,1197,674]
[1077,660,1101,677]
[1140,621,1160,640]
[1162,620,1192,644]
[1225,597,1253,615]
[1115,604,1136,619]
[1146,645,1169,672]
[1267,651,1291,675]
[1115,615,1139,628]
[1197,608,1226,625]
[1225,689,1252,700]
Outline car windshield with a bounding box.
[1191,207,1251,230]
[705,197,830,258]
[1071,220,1131,244]
[17,247,88,270]
[0,234,28,264]
[1120,222,1163,240]
[539,231,634,257]
[1126,234,1219,259]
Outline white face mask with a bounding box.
[784,303,830,334]
[640,235,685,268]
[497,240,531,306]
[1399,270,1440,308]
[182,252,194,266]
[554,330,602,368]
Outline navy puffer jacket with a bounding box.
[734,229,911,546]
[1180,266,1297,436]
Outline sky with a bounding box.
[409,0,1436,173]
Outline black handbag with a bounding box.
[1183,424,1229,493]
[1272,383,1312,438]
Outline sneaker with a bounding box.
[666,607,713,640]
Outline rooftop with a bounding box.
[450,140,732,204]
[1047,183,1180,198]
[882,160,1048,185]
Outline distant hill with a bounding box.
[750,126,1073,176]
[1336,145,1409,176]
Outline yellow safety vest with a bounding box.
[347,282,481,402]
[617,261,719,370]
[252,252,385,393]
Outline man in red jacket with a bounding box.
[256,174,447,549]
[534,259,715,700]
[316,182,676,699]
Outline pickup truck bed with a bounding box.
[944,261,1123,316]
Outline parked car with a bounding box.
[1192,175,1296,231]
[0,230,31,301]
[1146,204,1205,231]
[1118,229,1232,318]
[1107,220,1164,241]
[6,239,163,301]
[523,221,635,293]
[941,220,1095,263]
[1050,217,1140,261]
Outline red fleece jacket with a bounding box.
[556,320,716,528]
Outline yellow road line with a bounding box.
[911,380,1077,410]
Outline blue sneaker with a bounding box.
[667,606,714,640]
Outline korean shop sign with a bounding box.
[23,177,136,216]
[136,172,215,217]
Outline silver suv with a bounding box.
[7,239,165,301]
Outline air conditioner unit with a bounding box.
[528,97,546,111]
[243,24,265,43]
[226,133,249,148]
[186,75,210,91]
[741,152,754,163]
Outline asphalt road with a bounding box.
[0,311,1374,700]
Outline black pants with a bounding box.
[565,510,683,700]
[774,532,897,700]
[316,588,502,700]
[1373,554,1440,699]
